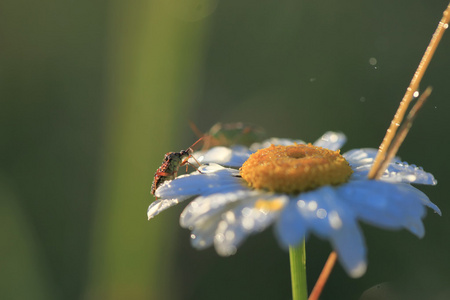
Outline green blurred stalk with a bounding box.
[289,241,308,300]
[85,1,211,299]
[0,181,56,300]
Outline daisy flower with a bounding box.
[147,131,440,278]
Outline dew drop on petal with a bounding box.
[225,230,235,241]
[328,133,339,143]
[242,207,252,217]
[328,211,343,229]
[215,232,225,242]
[350,261,367,278]
[242,218,255,230]
[317,208,327,219]
[308,201,318,211]
[405,174,417,182]
[223,211,236,223]
[223,246,237,256]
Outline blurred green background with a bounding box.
[1,0,450,299]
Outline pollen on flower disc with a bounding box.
[240,144,353,194]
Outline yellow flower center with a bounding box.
[240,144,353,194]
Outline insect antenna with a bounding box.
[188,121,205,138]
[180,136,205,173]
[188,136,205,149]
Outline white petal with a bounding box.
[294,186,367,277]
[147,198,181,220]
[214,195,285,256]
[404,182,441,216]
[180,190,259,228]
[405,219,425,238]
[250,138,305,151]
[181,190,266,251]
[193,146,251,167]
[343,148,435,185]
[294,186,356,237]
[336,180,439,237]
[329,219,367,278]
[384,162,437,185]
[275,199,307,248]
[214,217,240,256]
[155,166,242,199]
[342,148,400,167]
[351,162,437,185]
[187,192,254,250]
[239,195,288,234]
[190,216,220,249]
[343,148,401,167]
[343,148,378,165]
[313,131,346,151]
[197,163,232,173]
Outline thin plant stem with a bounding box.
[308,251,337,300]
[289,241,308,300]
[374,87,433,180]
[368,2,450,179]
[308,4,450,299]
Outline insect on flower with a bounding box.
[151,137,204,198]
[189,121,267,150]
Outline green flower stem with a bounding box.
[289,241,308,300]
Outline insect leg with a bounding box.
[156,171,174,176]
[181,155,203,174]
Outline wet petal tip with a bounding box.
[349,261,367,278]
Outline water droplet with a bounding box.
[307,201,318,211]
[242,207,251,217]
[330,134,338,142]
[350,262,367,278]
[406,174,417,182]
[328,211,342,229]
[242,218,255,230]
[215,233,224,242]
[225,230,235,241]
[413,91,419,98]
[369,57,377,65]
[316,208,327,219]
